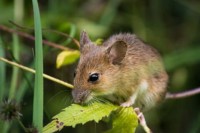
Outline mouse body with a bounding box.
[72,31,168,110]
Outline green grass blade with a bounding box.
[0,121,10,133]
[99,0,121,26]
[164,46,200,71]
[9,0,24,100]
[0,36,5,101]
[9,34,20,100]
[32,0,44,131]
[0,36,9,133]
[16,70,34,103]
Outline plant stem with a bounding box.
[9,33,20,100]
[0,57,74,88]
[0,25,70,50]
[17,118,28,133]
[32,0,44,131]
[0,37,5,101]
[166,87,200,99]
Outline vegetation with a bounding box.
[0,0,200,133]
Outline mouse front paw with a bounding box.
[120,101,133,107]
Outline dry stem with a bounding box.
[0,57,74,89]
[166,87,200,99]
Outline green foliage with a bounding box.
[43,102,118,133]
[0,37,9,133]
[164,46,200,71]
[56,50,80,68]
[95,38,104,46]
[9,34,20,100]
[0,37,5,101]
[32,0,44,131]
[43,102,138,133]
[58,22,77,45]
[105,107,138,133]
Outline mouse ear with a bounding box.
[80,31,91,51]
[106,41,127,65]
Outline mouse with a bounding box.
[72,31,168,111]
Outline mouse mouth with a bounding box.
[72,89,92,104]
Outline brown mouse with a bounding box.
[72,31,168,111]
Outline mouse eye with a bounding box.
[88,73,99,82]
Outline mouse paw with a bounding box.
[120,101,133,107]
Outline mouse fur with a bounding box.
[72,31,168,110]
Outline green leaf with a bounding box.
[58,22,77,45]
[105,107,138,133]
[43,102,118,133]
[95,38,104,46]
[32,0,44,131]
[56,50,80,68]
[0,37,6,101]
[164,46,200,71]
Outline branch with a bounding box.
[165,87,200,99]
[42,29,80,48]
[9,21,80,48]
[0,25,72,51]
[0,57,74,89]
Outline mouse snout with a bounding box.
[72,89,90,104]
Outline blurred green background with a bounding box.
[0,0,200,133]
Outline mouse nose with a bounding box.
[73,98,82,104]
[72,89,90,104]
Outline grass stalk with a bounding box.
[0,57,73,89]
[0,37,5,101]
[9,0,24,100]
[32,0,43,131]
[9,33,20,99]
[16,70,34,103]
[0,36,9,133]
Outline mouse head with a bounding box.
[72,31,127,104]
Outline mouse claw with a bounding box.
[120,100,133,107]
[120,102,132,107]
[134,108,152,133]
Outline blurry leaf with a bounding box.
[190,112,200,133]
[32,0,44,131]
[0,37,6,101]
[43,102,118,133]
[76,19,107,37]
[58,22,77,45]
[105,107,138,133]
[164,46,200,71]
[56,50,80,68]
[99,0,121,27]
[95,38,104,46]
[171,68,188,90]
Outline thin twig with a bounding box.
[43,29,80,48]
[17,118,29,133]
[0,25,72,51]
[165,87,200,99]
[9,21,80,47]
[0,57,74,89]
